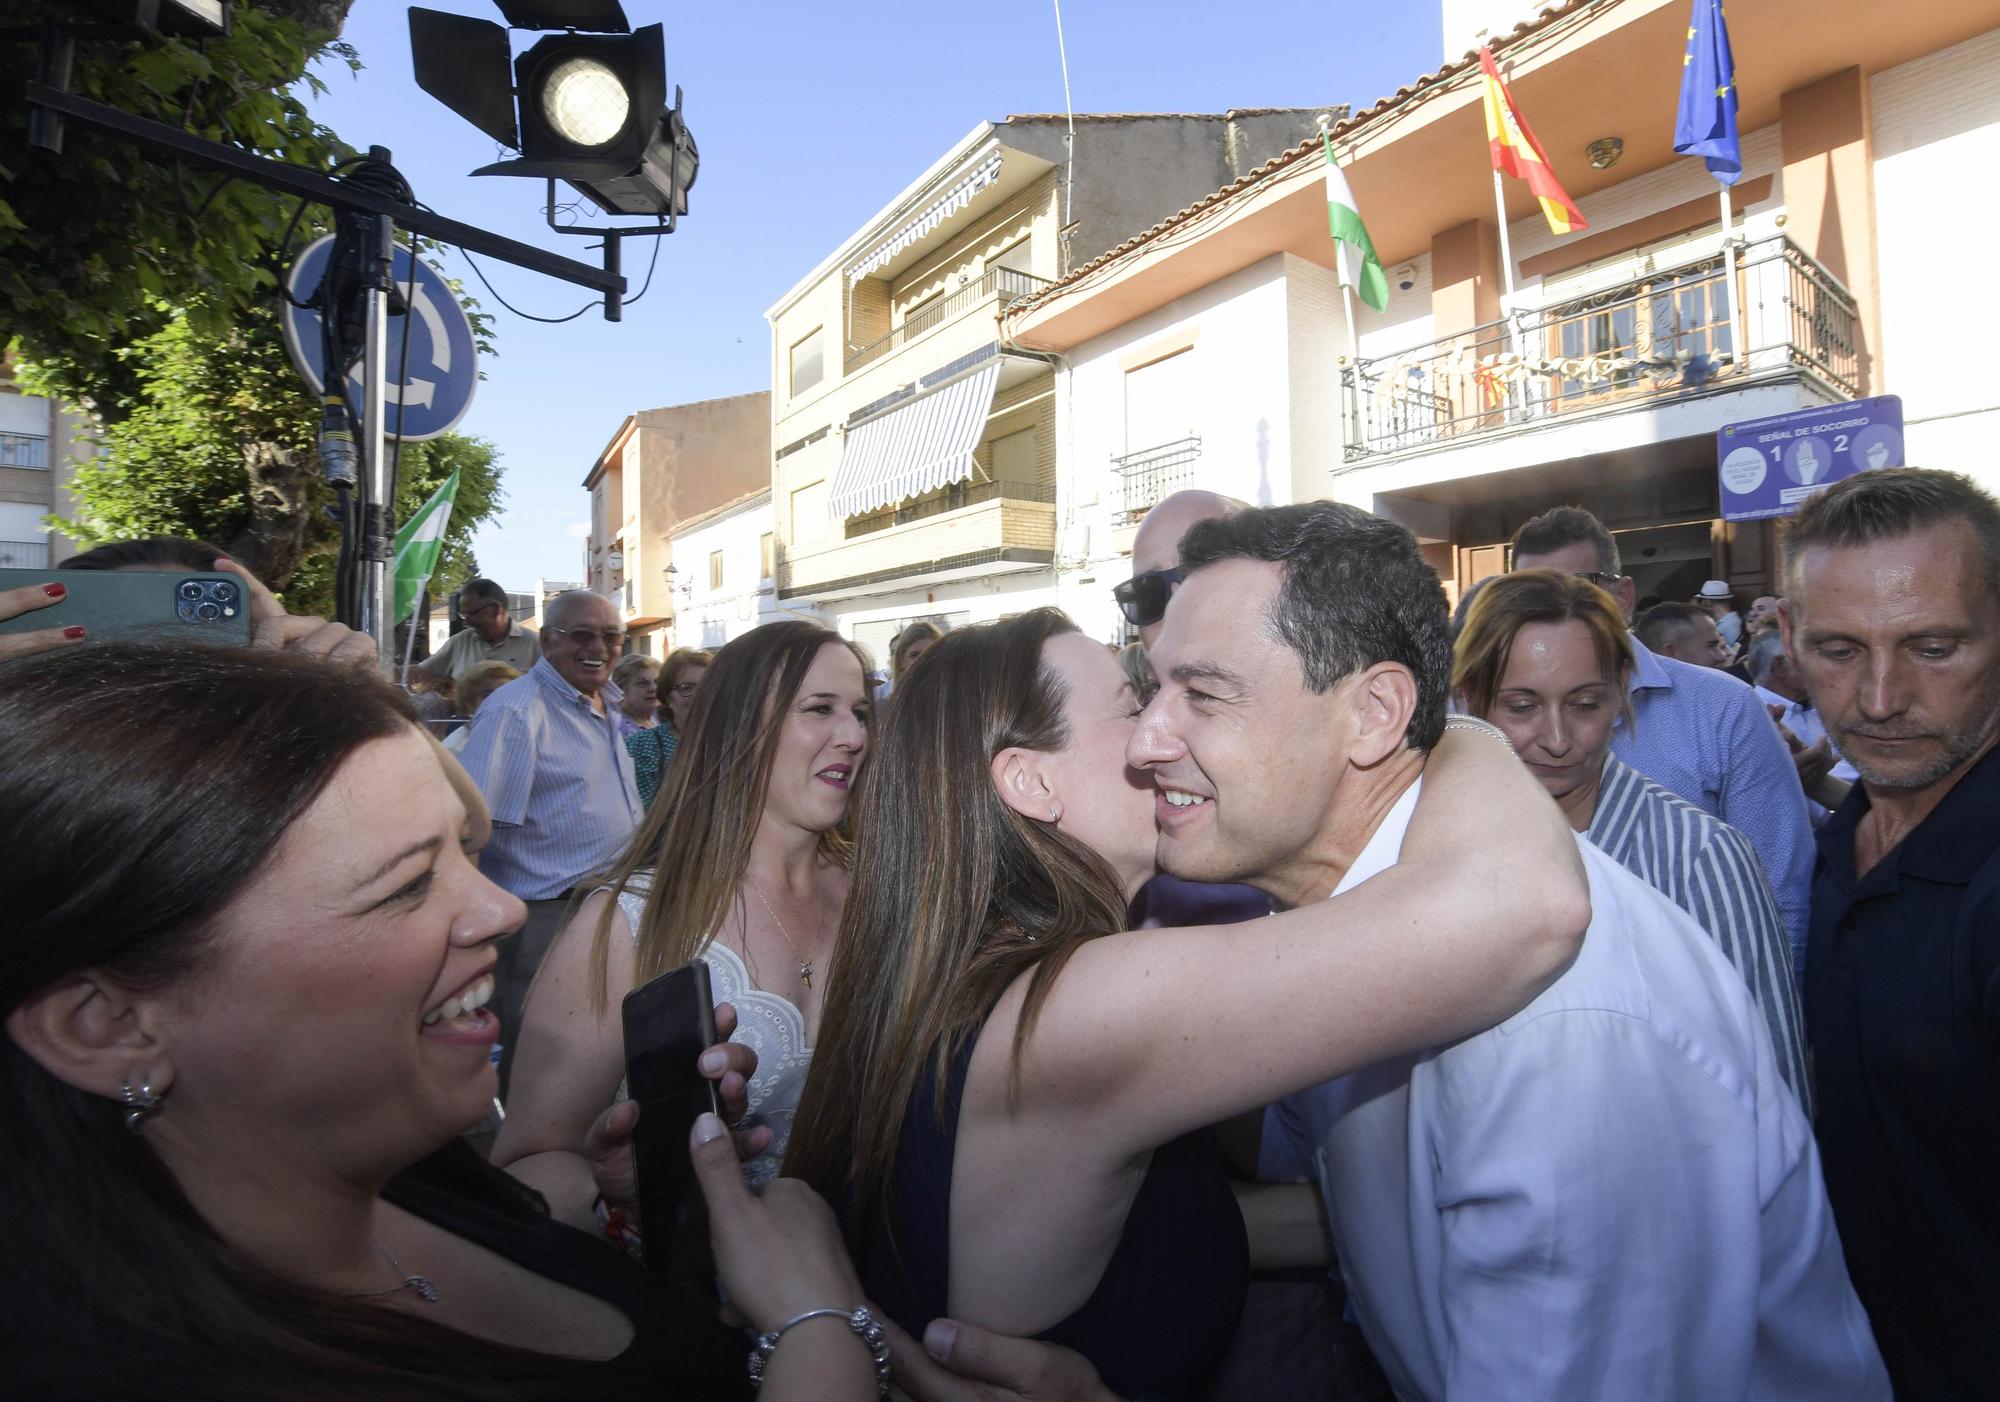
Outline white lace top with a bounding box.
[608,881,812,1188]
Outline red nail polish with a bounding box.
[62,626,87,640]
[42,582,65,598]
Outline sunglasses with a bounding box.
[550,628,627,648]
[1112,566,1184,627]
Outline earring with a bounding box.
[1048,807,1062,822]
[121,1078,163,1134]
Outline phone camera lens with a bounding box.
[178,581,204,602]
[211,581,239,602]
[196,601,222,621]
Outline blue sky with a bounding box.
[307,2,1443,592]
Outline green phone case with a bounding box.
[0,568,254,646]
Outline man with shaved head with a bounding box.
[455,588,643,1087]
[1121,490,1249,651]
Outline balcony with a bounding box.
[1339,236,1859,462]
[779,479,1056,601]
[0,433,49,470]
[1112,437,1201,522]
[847,267,1052,376]
[0,539,49,567]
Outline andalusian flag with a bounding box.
[392,467,460,625]
[1479,47,1588,236]
[1322,133,1388,312]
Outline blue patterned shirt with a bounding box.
[1588,755,1810,1106]
[455,658,643,900]
[626,723,681,809]
[1611,637,1816,972]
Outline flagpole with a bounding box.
[398,590,422,688]
[1490,168,1522,413]
[1717,184,1741,372]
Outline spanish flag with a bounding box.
[1479,47,1588,236]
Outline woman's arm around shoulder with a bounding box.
[996,726,1590,1160]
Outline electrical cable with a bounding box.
[455,243,603,323]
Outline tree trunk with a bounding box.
[227,439,317,589]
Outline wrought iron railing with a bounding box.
[845,477,1056,539]
[0,539,50,567]
[0,433,49,469]
[1338,235,1860,462]
[1112,437,1201,522]
[847,267,1051,373]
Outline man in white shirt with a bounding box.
[1129,501,1886,1400]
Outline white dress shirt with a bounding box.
[1262,780,1887,1401]
[1754,683,1861,783]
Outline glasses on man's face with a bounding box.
[550,627,626,649]
[464,601,503,620]
[1572,570,1621,588]
[1113,566,1184,627]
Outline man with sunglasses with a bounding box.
[416,577,541,683]
[456,588,644,1090]
[1510,506,1815,978]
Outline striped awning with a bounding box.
[828,364,999,521]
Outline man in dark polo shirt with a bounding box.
[1782,468,2000,1397]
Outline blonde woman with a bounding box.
[494,622,871,1224]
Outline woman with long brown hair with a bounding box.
[495,621,871,1222]
[0,641,888,1402]
[786,607,1587,1401]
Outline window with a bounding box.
[990,427,1037,484]
[0,432,49,469]
[790,330,824,397]
[991,239,1033,276]
[708,550,725,590]
[790,480,831,545]
[760,531,775,580]
[1123,350,1198,453]
[901,289,946,340]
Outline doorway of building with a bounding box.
[1615,522,1714,612]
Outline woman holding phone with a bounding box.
[0,642,889,1402]
[786,608,1588,1401]
[496,621,871,1220]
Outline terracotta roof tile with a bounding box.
[1004,0,1599,320]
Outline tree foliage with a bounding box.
[47,302,504,618]
[4,1,503,595]
[0,2,356,407]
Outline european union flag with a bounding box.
[1674,0,1741,186]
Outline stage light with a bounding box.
[409,3,696,221]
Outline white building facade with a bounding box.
[668,490,788,650]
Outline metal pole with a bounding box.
[399,592,422,688]
[1490,169,1522,414]
[1340,280,1364,452]
[362,275,392,669]
[1718,185,1741,371]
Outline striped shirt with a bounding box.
[1588,754,1811,1106]
[1612,637,1817,973]
[455,658,643,901]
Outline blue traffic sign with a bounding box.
[1717,395,1904,522]
[280,236,478,442]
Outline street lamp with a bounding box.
[408,0,696,222]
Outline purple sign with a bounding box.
[1717,395,1904,522]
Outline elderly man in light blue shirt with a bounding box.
[1130,502,1885,1401]
[455,588,642,1089]
[1511,508,1817,971]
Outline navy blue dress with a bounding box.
[850,1024,1249,1402]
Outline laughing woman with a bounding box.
[495,621,872,1222]
[0,644,887,1402]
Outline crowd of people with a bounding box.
[1,464,1995,1401]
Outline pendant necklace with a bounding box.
[748,880,817,990]
[354,1238,441,1304]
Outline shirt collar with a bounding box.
[529,657,621,712]
[1626,634,1672,693]
[1331,779,1423,899]
[1819,741,2000,885]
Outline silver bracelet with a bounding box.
[747,1305,891,1397]
[1441,713,1517,756]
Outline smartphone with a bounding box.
[621,959,721,1282]
[0,568,253,646]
